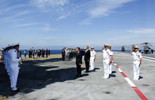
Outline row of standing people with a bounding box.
[76,45,142,80]
[62,47,77,61]
[24,49,50,59]
[75,45,113,78]
[3,44,22,92]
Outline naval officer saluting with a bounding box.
[102,44,113,79]
[76,47,82,78]
[84,46,90,72]
[10,43,21,92]
[131,46,142,80]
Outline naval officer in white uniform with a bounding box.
[5,45,11,76]
[131,46,142,80]
[102,44,113,79]
[10,43,21,92]
[90,47,96,71]
[108,46,113,74]
[8,44,15,79]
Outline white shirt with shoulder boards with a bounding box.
[11,49,21,64]
[90,50,96,57]
[102,49,112,60]
[131,51,142,61]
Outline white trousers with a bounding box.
[133,61,140,80]
[5,59,10,76]
[103,59,110,78]
[109,64,112,74]
[90,57,95,70]
[10,65,19,90]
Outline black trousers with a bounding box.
[29,54,32,58]
[62,55,65,61]
[76,63,81,76]
[85,60,89,72]
[42,54,44,57]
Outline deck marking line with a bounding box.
[113,62,148,100]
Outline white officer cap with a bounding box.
[14,43,20,47]
[91,46,94,49]
[7,45,11,48]
[11,44,14,47]
[104,44,109,47]
[134,46,139,49]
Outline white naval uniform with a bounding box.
[109,51,113,74]
[131,51,142,80]
[90,50,96,70]
[5,51,10,76]
[10,49,21,91]
[8,49,14,77]
[7,49,13,76]
[102,49,112,79]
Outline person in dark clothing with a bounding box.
[48,49,50,56]
[151,49,154,54]
[46,49,48,58]
[32,50,34,58]
[84,46,90,72]
[42,49,45,57]
[29,49,32,58]
[76,47,82,78]
[62,47,66,61]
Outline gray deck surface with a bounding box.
[0,52,155,100]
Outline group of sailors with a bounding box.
[2,43,21,92]
[25,49,51,59]
[76,44,142,80]
[62,47,77,61]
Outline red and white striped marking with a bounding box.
[113,61,148,100]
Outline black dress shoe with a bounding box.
[78,75,82,77]
[11,89,20,92]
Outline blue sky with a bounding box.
[0,0,155,50]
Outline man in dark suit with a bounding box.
[84,46,90,72]
[62,47,66,61]
[42,49,45,57]
[76,47,82,78]
[29,49,32,58]
[46,49,48,58]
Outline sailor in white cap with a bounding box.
[3,47,8,75]
[5,45,11,76]
[102,44,113,79]
[108,46,113,75]
[90,47,96,71]
[10,43,21,92]
[8,44,15,78]
[131,46,142,80]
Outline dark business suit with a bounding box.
[42,50,45,57]
[62,49,65,61]
[46,50,48,58]
[84,49,90,72]
[76,51,82,77]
